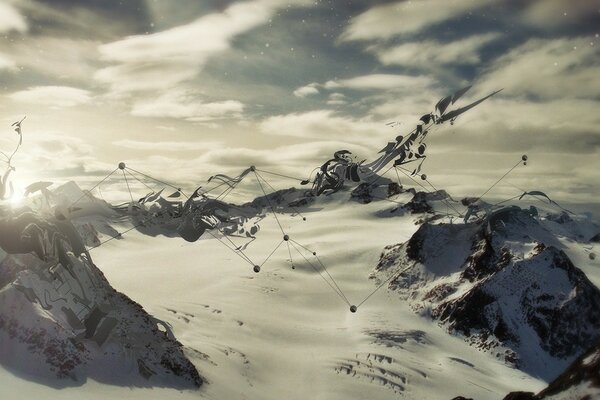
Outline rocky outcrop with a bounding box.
[0,208,202,388]
[374,206,600,380]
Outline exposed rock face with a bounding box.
[350,182,404,204]
[0,207,202,388]
[453,340,600,399]
[374,206,600,380]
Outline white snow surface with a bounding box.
[2,183,599,400]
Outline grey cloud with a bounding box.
[340,0,497,42]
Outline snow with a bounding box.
[3,183,595,399]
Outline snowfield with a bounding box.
[1,182,599,400]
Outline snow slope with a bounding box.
[2,181,598,399]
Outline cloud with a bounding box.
[9,86,93,107]
[340,0,496,42]
[0,2,27,33]
[477,37,599,99]
[130,90,244,122]
[113,139,223,151]
[259,109,386,140]
[428,97,600,155]
[521,0,598,29]
[293,83,319,97]
[324,73,436,91]
[0,53,16,71]
[326,92,347,106]
[371,33,501,67]
[1,37,101,82]
[95,0,311,94]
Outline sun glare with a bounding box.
[9,188,24,206]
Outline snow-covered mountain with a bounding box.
[373,205,600,380]
[2,179,599,399]
[0,183,201,388]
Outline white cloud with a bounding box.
[0,53,16,71]
[130,90,244,122]
[3,37,101,82]
[259,109,385,140]
[326,92,347,105]
[0,2,27,34]
[340,0,496,41]
[521,0,598,29]
[113,139,223,151]
[95,0,311,94]
[324,74,435,91]
[9,86,93,107]
[293,83,319,97]
[372,33,501,67]
[477,37,600,99]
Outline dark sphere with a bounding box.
[253,265,261,273]
[421,174,427,181]
[522,155,528,161]
[350,305,357,313]
[118,162,126,170]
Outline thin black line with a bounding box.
[357,264,414,308]
[396,166,430,192]
[122,169,134,203]
[204,229,255,267]
[125,169,155,193]
[424,177,463,216]
[367,164,395,187]
[216,172,247,202]
[255,168,307,183]
[490,194,522,208]
[260,240,285,267]
[87,210,166,251]
[126,166,188,198]
[291,239,350,305]
[289,241,350,306]
[255,170,306,220]
[473,159,522,203]
[220,230,256,266]
[69,167,119,209]
[285,240,294,268]
[253,170,286,235]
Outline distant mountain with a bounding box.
[0,182,201,388]
[374,206,600,380]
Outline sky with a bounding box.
[0,0,598,206]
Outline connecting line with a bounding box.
[253,170,286,235]
[70,167,119,209]
[122,169,135,203]
[125,166,188,199]
[219,230,256,266]
[255,170,306,220]
[290,239,350,306]
[285,240,295,269]
[472,159,523,204]
[288,241,350,307]
[357,264,414,308]
[200,179,238,197]
[504,180,573,215]
[204,229,256,268]
[423,177,463,217]
[125,169,156,193]
[396,167,462,218]
[367,164,396,187]
[260,239,285,268]
[215,173,246,202]
[255,168,307,183]
[86,210,167,252]
[490,194,522,208]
